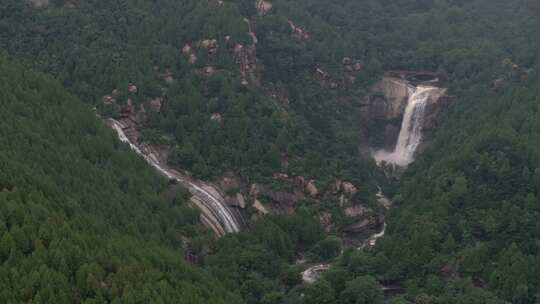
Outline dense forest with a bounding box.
[0,55,243,303]
[2,0,540,303]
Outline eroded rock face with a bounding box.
[368,77,412,120]
[306,180,319,197]
[363,74,449,150]
[250,183,305,209]
[256,0,272,16]
[253,199,269,215]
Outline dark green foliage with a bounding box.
[0,0,378,184]
[0,55,242,303]
[3,0,540,303]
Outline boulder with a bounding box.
[236,193,246,209]
[256,0,273,16]
[253,199,269,215]
[148,98,162,112]
[128,83,138,93]
[330,180,342,194]
[306,180,319,197]
[210,113,223,123]
[341,182,357,196]
[344,205,367,217]
[368,77,411,120]
[182,44,192,54]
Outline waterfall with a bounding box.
[109,119,241,234]
[374,86,440,166]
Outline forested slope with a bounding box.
[0,55,242,303]
[3,0,540,303]
[0,0,378,184]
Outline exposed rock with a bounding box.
[220,176,242,193]
[368,77,412,120]
[226,193,247,209]
[210,113,223,123]
[253,199,269,215]
[330,180,342,195]
[422,94,451,130]
[316,68,327,77]
[256,0,272,16]
[182,44,192,54]
[343,218,376,233]
[341,182,357,196]
[344,205,367,217]
[315,68,338,89]
[232,43,257,84]
[236,193,246,209]
[164,75,174,84]
[203,66,216,75]
[383,124,400,149]
[199,39,218,50]
[248,32,259,45]
[189,54,198,64]
[493,77,507,91]
[363,74,448,150]
[273,172,289,180]
[128,83,138,93]
[102,95,116,105]
[288,20,310,40]
[319,212,333,232]
[294,176,306,188]
[157,68,174,83]
[306,180,319,197]
[148,98,162,112]
[250,183,305,207]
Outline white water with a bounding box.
[110,119,240,233]
[374,86,440,166]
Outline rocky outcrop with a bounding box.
[315,68,339,89]
[288,20,310,41]
[367,77,412,120]
[182,39,219,65]
[233,43,258,85]
[362,72,449,150]
[253,199,269,215]
[250,183,305,211]
[256,0,272,16]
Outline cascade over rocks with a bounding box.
[363,71,451,165]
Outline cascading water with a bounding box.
[374,86,440,166]
[109,119,241,234]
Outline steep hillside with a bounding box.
[3,0,540,303]
[0,54,242,303]
[0,0,378,184]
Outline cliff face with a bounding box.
[369,77,412,120]
[362,74,449,150]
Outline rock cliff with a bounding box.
[362,72,450,150]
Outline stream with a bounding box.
[109,119,241,234]
[301,189,390,283]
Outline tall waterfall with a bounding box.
[374,86,440,166]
